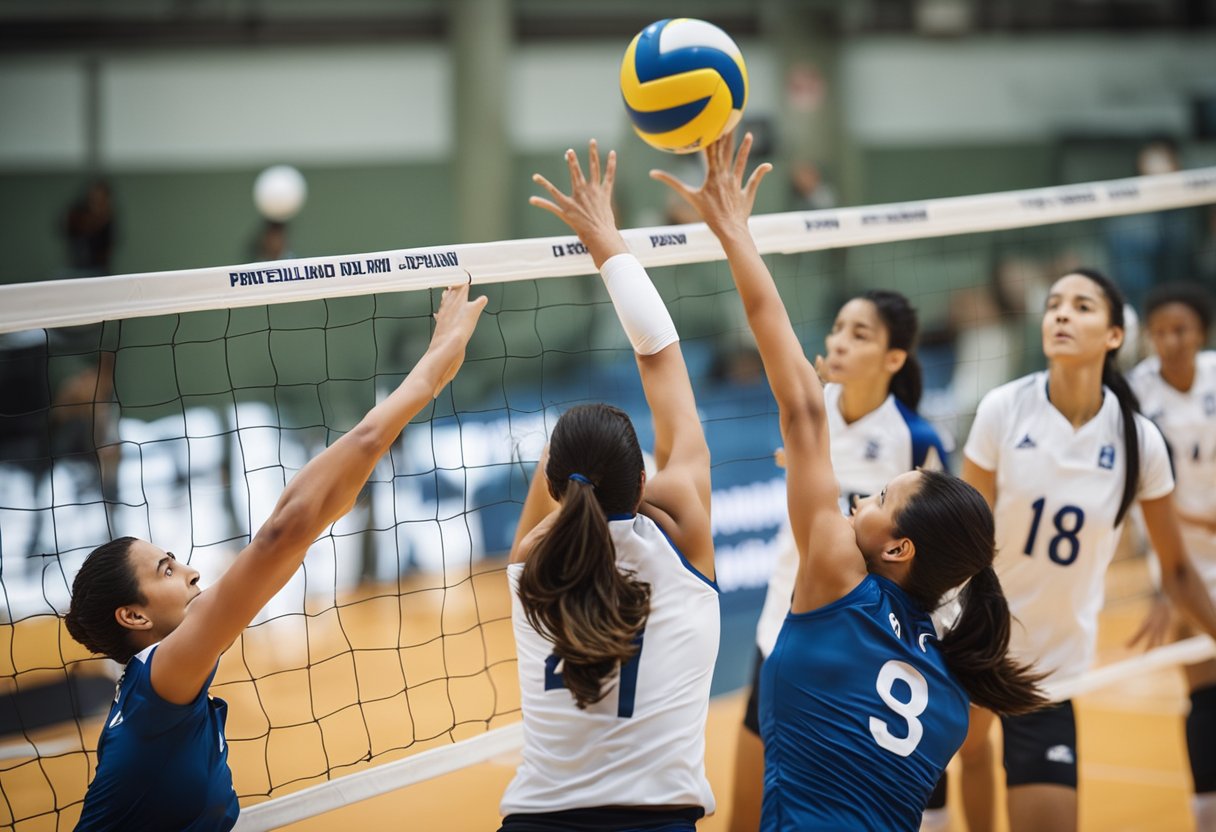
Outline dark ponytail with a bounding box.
[863,289,923,411]
[895,471,1046,716]
[938,567,1046,716]
[516,404,650,709]
[1068,269,1141,527]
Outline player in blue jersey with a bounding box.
[653,131,1045,831]
[63,283,487,832]
[730,287,950,832]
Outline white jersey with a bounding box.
[755,384,948,656]
[501,513,719,815]
[965,372,1174,692]
[1130,352,1216,594]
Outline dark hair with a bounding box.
[1144,281,1213,336]
[516,404,651,709]
[65,537,143,664]
[861,289,922,411]
[1061,269,1141,527]
[895,470,1046,716]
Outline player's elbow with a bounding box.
[257,499,315,554]
[778,394,825,432]
[347,419,390,461]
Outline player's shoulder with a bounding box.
[1128,355,1161,387]
[1130,408,1169,448]
[891,397,937,436]
[1198,351,1216,378]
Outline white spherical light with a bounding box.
[253,165,307,221]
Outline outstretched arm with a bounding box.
[653,133,864,608]
[153,284,487,704]
[531,141,711,573]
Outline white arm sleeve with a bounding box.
[599,253,679,356]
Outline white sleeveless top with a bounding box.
[1130,352,1216,593]
[501,513,719,815]
[965,372,1173,692]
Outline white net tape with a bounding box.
[2,167,1213,335]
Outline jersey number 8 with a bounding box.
[869,660,928,757]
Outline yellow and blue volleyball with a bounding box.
[620,18,748,154]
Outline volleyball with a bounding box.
[253,164,307,221]
[619,18,748,154]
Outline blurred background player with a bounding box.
[729,287,948,832]
[1129,282,1216,830]
[64,283,486,831]
[499,141,717,832]
[656,130,1044,832]
[952,268,1216,832]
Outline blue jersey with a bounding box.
[759,575,969,832]
[76,644,239,832]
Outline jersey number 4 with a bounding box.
[544,629,645,719]
[869,660,929,757]
[1023,497,1086,566]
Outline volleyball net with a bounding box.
[0,167,1213,830]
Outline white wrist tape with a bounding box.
[599,253,679,356]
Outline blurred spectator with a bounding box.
[1104,138,1197,313]
[949,256,1050,419]
[789,160,837,211]
[251,220,292,262]
[0,328,119,556]
[63,179,116,276]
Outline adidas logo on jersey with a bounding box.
[1045,744,1075,765]
[1016,434,1036,449]
[1098,444,1116,470]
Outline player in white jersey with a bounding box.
[1130,282,1216,829]
[952,269,1216,832]
[655,130,1044,832]
[499,141,718,832]
[729,289,949,832]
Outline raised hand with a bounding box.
[530,140,627,267]
[427,280,488,397]
[650,131,773,238]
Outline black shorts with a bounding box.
[499,806,704,832]
[742,647,764,737]
[1000,700,1077,789]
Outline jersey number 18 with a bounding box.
[1023,497,1086,566]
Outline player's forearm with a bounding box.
[718,224,824,420]
[581,226,629,270]
[512,446,557,554]
[1162,562,1216,641]
[266,343,452,547]
[1177,508,1216,534]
